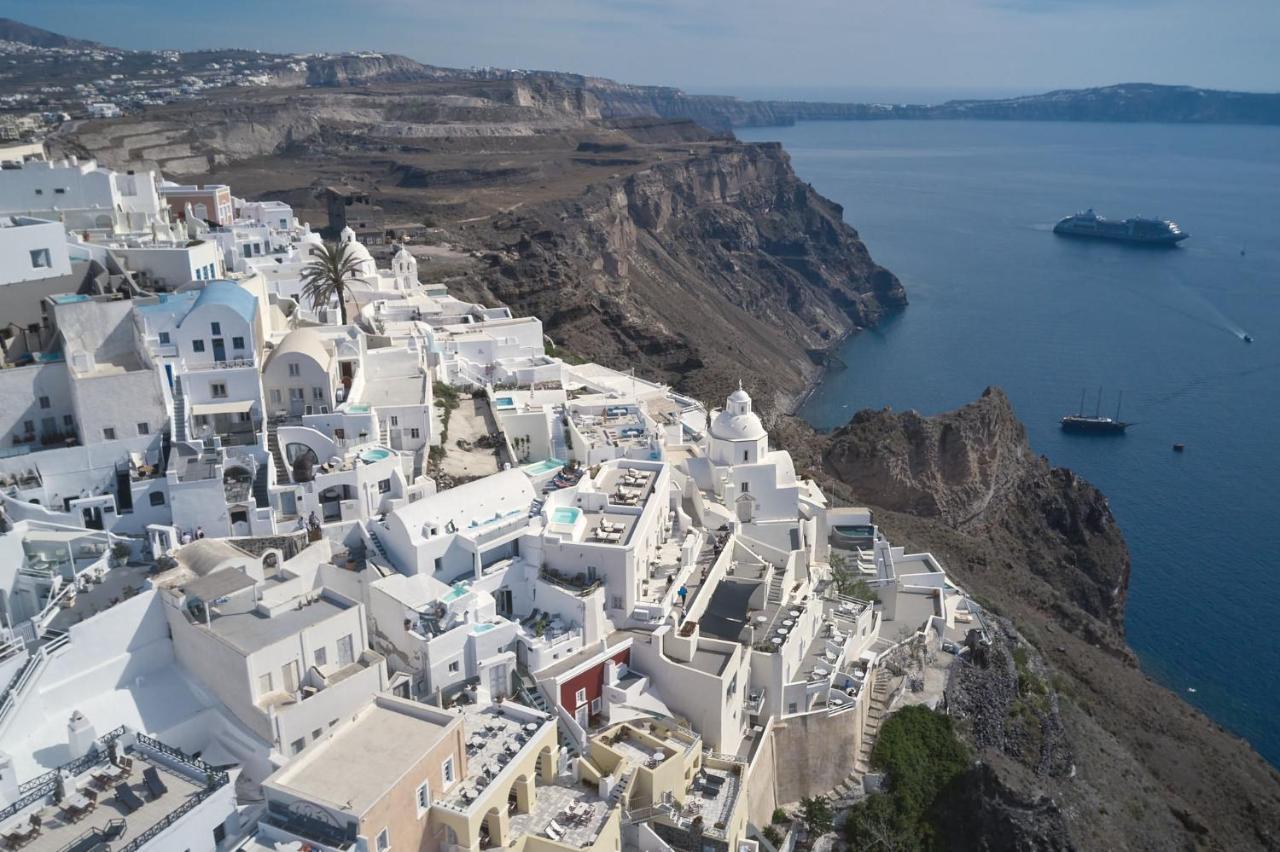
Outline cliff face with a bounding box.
[775,392,1280,851]
[821,388,1128,632]
[455,141,905,410]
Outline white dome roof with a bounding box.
[728,387,752,406]
[339,225,356,243]
[711,408,766,442]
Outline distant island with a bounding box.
[579,81,1280,131]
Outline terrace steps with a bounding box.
[265,422,289,483]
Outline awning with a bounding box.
[190,400,255,416]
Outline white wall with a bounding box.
[0,218,71,283]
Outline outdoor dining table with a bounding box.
[523,722,539,733]
[2,821,35,842]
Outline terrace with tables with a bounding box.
[0,729,228,852]
[506,780,613,849]
[444,706,551,812]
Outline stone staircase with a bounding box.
[517,674,580,759]
[172,376,189,442]
[366,526,390,562]
[854,671,894,775]
[767,566,787,606]
[265,422,289,483]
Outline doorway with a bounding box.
[212,338,226,362]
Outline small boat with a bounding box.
[1243,334,1253,343]
[1061,388,1128,435]
[1172,443,1185,452]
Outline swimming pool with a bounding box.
[551,506,581,526]
[495,396,515,410]
[361,448,392,462]
[523,457,565,476]
[471,622,497,636]
[444,582,470,602]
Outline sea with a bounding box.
[736,118,1280,768]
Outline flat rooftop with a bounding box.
[272,702,452,814]
[206,595,348,653]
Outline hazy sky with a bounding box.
[4,0,1277,95]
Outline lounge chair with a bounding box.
[545,820,565,841]
[142,766,168,799]
[114,783,144,813]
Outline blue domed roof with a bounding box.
[181,280,258,327]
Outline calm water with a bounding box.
[738,120,1280,766]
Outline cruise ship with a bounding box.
[1053,209,1188,245]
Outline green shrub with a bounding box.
[770,807,788,825]
[844,705,971,850]
[761,824,783,847]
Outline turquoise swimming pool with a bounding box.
[362,448,392,462]
[551,506,581,526]
[495,396,515,410]
[523,457,565,476]
[471,622,497,635]
[444,582,470,602]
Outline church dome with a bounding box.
[339,225,356,244]
[710,408,767,442]
[711,385,766,442]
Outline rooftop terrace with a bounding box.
[0,730,228,852]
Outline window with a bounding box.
[149,492,165,506]
[376,828,389,852]
[289,388,304,401]
[287,362,300,377]
[102,427,116,440]
[210,382,227,398]
[741,482,749,494]
[290,738,305,756]
[192,339,205,353]
[34,188,42,195]
[62,415,74,427]
[54,187,66,195]
[158,331,170,344]
[441,756,455,785]
[22,420,34,434]
[312,728,322,741]
[591,697,601,714]
[337,634,354,665]
[575,688,587,705]
[211,322,221,335]
[30,249,52,269]
[743,450,749,461]
[314,646,327,666]
[448,661,459,673]
[389,415,399,426]
[416,782,430,814]
[378,478,391,494]
[232,336,244,349]
[38,396,50,409]
[312,387,324,399]
[258,672,273,695]
[137,422,150,435]
[270,389,282,404]
[242,245,252,259]
[409,428,420,440]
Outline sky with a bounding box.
[3,0,1277,97]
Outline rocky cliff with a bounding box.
[821,388,1129,633]
[775,392,1280,850]
[453,141,905,411]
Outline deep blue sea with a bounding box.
[737,119,1280,767]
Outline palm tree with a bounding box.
[300,241,362,325]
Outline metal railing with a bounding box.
[0,631,70,731]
